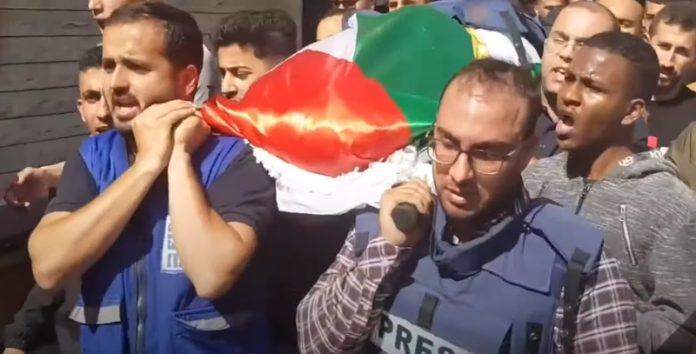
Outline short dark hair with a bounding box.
[104,2,203,72]
[213,9,297,60]
[585,31,659,101]
[79,45,103,72]
[650,1,696,35]
[446,58,542,139]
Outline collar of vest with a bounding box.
[428,190,556,292]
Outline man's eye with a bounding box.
[470,150,504,161]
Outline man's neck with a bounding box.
[542,90,559,122]
[123,132,137,155]
[567,144,634,181]
[448,184,523,243]
[654,84,682,102]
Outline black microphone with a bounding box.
[391,203,422,233]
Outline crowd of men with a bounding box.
[2,0,696,353]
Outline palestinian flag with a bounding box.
[201,5,540,214]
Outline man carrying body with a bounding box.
[646,2,696,147]
[297,58,638,354]
[28,3,276,353]
[598,0,645,37]
[212,11,357,353]
[3,45,109,354]
[524,31,696,353]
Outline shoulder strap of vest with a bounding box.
[353,207,380,258]
[562,248,591,354]
[524,200,604,353]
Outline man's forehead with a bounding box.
[438,82,526,136]
[571,47,629,80]
[653,23,696,45]
[102,20,165,54]
[553,7,613,34]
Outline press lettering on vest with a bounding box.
[371,312,472,354]
[161,216,183,273]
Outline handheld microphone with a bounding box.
[390,203,422,233]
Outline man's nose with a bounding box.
[221,74,238,100]
[448,153,475,185]
[96,95,111,123]
[560,81,581,108]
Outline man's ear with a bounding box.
[181,64,199,100]
[621,98,647,126]
[76,99,87,124]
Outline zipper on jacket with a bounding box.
[574,181,594,214]
[135,235,147,354]
[619,204,638,265]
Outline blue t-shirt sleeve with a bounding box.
[45,150,98,214]
[206,146,277,237]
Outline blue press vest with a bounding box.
[355,201,603,354]
[70,130,270,354]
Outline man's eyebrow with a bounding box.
[469,141,516,151]
[552,30,570,39]
[434,126,457,141]
[82,89,101,98]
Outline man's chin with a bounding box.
[440,199,479,221]
[113,121,133,133]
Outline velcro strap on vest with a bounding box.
[525,322,543,354]
[416,293,439,330]
[562,249,590,353]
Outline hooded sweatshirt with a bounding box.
[523,150,696,353]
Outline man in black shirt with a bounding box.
[27,4,277,353]
[646,2,696,148]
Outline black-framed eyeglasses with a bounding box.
[426,138,519,175]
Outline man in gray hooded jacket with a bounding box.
[524,31,696,353]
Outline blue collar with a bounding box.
[430,189,529,277]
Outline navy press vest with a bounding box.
[355,201,603,354]
[69,130,270,354]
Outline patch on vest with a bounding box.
[371,312,473,354]
[161,216,183,273]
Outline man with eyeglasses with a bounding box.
[296,58,638,354]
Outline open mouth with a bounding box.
[555,109,575,137]
[112,96,140,121]
[551,66,568,78]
